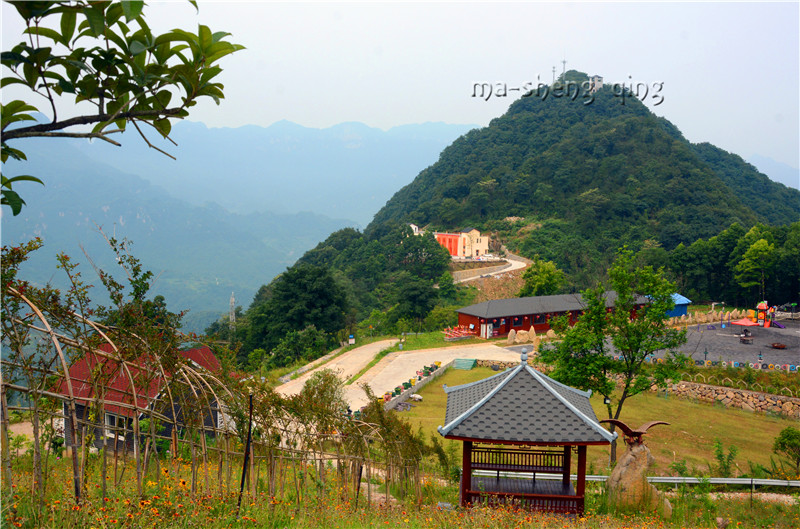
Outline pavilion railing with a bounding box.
[466,490,583,514]
[471,448,564,472]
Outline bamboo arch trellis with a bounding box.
[1,287,428,514]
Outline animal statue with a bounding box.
[599,419,670,446]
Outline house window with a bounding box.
[533,314,546,324]
[104,412,132,439]
[512,316,522,327]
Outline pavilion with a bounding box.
[437,351,615,514]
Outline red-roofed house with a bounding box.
[58,344,222,451]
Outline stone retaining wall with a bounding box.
[451,262,511,282]
[473,360,800,419]
[475,359,519,370]
[667,380,800,419]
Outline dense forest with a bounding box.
[211,223,463,367]
[370,71,798,284]
[209,71,799,368]
[664,221,799,308]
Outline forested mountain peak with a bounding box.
[367,70,799,282]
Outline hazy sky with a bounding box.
[3,1,799,169]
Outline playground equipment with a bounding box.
[752,301,779,327]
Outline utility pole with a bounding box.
[229,292,236,343]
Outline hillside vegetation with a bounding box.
[220,71,799,366]
[369,70,799,286]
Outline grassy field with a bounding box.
[398,366,800,477]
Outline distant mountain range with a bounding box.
[2,121,474,331]
[747,154,799,190]
[74,119,477,226]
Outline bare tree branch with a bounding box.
[132,120,176,160]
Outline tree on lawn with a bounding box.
[539,248,686,463]
[394,273,437,330]
[2,0,243,214]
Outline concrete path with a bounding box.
[344,343,521,409]
[275,339,398,398]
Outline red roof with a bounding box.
[57,344,221,418]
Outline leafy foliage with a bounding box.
[667,221,799,306]
[773,426,800,473]
[517,255,564,297]
[1,0,243,213]
[241,264,349,365]
[539,248,686,462]
[366,70,799,292]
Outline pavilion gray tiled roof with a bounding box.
[456,291,649,320]
[438,355,616,445]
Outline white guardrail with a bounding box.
[472,470,800,488]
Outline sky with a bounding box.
[2,1,799,170]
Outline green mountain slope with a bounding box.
[367,71,799,284]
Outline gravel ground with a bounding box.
[508,318,800,368]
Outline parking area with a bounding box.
[672,318,800,368]
[507,318,800,369]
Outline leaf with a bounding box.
[1,100,39,129]
[1,144,28,163]
[3,174,44,185]
[82,4,106,37]
[22,62,38,87]
[1,51,32,67]
[1,188,26,215]
[57,78,75,93]
[23,26,63,44]
[60,8,77,45]
[153,118,171,138]
[121,0,144,22]
[129,40,147,56]
[0,78,28,89]
[10,1,54,21]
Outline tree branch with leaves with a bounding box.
[1,0,244,214]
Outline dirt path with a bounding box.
[8,421,34,439]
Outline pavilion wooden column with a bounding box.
[576,445,587,496]
[460,441,473,507]
[562,445,572,487]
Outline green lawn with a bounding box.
[399,366,799,477]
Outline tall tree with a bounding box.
[517,255,565,297]
[539,248,686,463]
[244,264,348,364]
[735,238,777,303]
[1,0,243,213]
